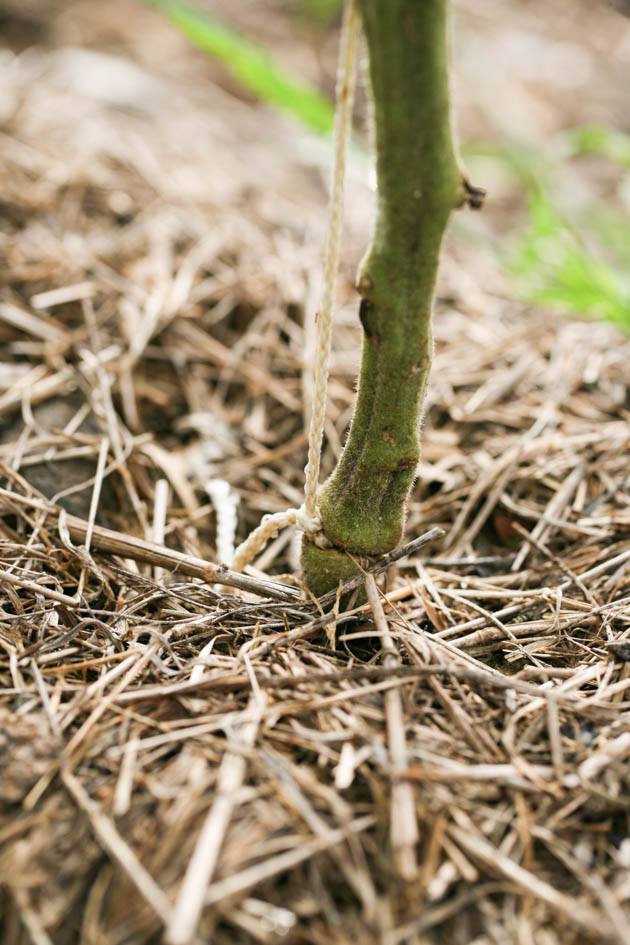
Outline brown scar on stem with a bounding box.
[396,456,418,471]
[359,298,380,344]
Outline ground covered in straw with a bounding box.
[1,1,629,943]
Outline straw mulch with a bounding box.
[1,6,629,945]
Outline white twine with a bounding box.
[231,0,359,574]
[231,505,320,574]
[302,0,359,521]
[205,478,239,565]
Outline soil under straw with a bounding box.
[1,3,629,944]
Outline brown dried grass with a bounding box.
[1,4,629,944]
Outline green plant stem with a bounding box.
[303,0,479,594]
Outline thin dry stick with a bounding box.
[113,656,591,710]
[83,437,110,557]
[22,641,165,811]
[0,488,299,600]
[0,366,75,417]
[62,768,173,926]
[76,435,110,599]
[152,477,170,583]
[0,301,66,343]
[0,567,80,606]
[166,695,266,945]
[113,737,139,817]
[62,514,299,600]
[203,816,375,907]
[318,526,444,605]
[365,573,418,879]
[11,888,55,945]
[511,462,584,571]
[64,640,163,757]
[449,813,615,941]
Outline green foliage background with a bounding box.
[148,0,335,134]
[150,1,630,332]
[504,128,630,331]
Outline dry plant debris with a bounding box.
[1,4,630,944]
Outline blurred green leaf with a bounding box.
[148,0,334,134]
[568,125,630,168]
[511,185,630,330]
[468,132,630,331]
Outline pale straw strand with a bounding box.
[231,0,359,574]
[205,478,239,566]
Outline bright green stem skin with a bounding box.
[303,0,465,592]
